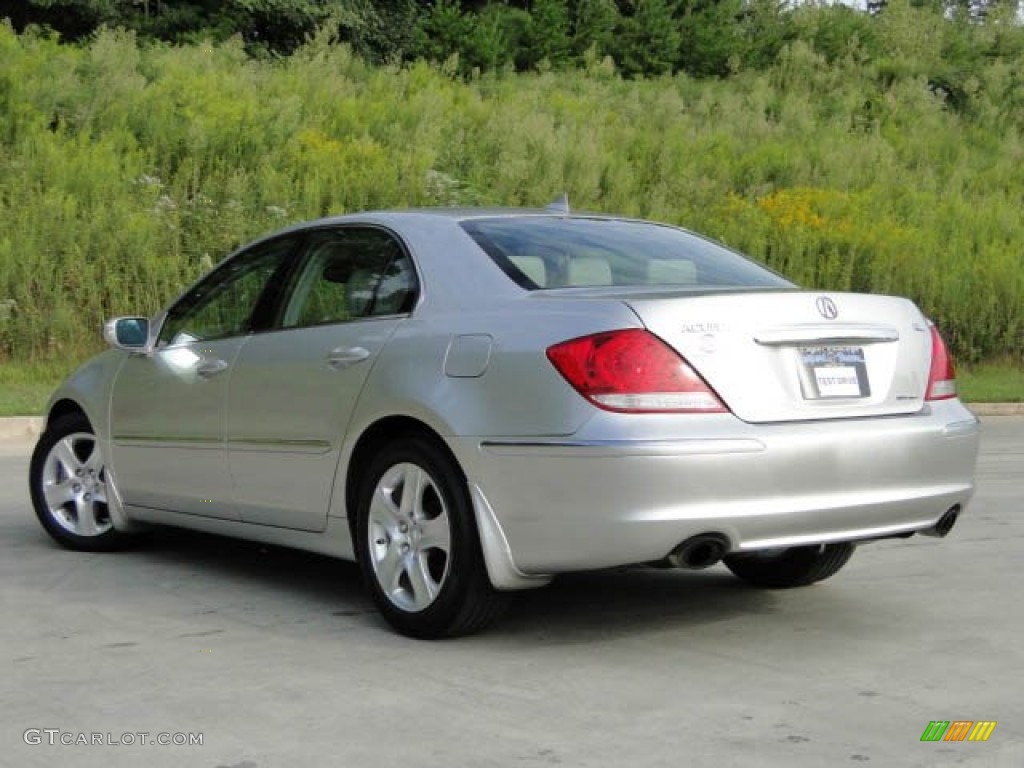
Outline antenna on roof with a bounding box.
[545,192,570,214]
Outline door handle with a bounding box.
[325,346,371,370]
[196,358,230,378]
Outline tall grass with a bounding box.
[1,13,1023,366]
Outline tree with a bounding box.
[613,0,680,77]
[4,0,127,40]
[739,0,793,72]
[521,0,570,68]
[677,0,745,77]
[570,0,620,61]
[5,0,406,55]
[412,0,471,63]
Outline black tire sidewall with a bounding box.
[354,436,492,639]
[723,543,855,589]
[29,413,123,552]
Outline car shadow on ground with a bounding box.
[490,567,781,644]
[15,520,787,641]
[133,525,373,611]
[131,525,784,640]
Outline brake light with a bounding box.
[925,324,957,401]
[546,329,728,413]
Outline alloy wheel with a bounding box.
[367,462,452,612]
[40,432,112,537]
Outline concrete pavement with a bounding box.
[0,419,1021,767]
[0,417,43,440]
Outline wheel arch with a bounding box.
[29,401,131,549]
[42,395,137,534]
[342,413,551,592]
[344,415,458,536]
[45,398,91,432]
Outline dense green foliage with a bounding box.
[14,0,1020,79]
[1,4,1024,366]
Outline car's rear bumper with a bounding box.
[453,401,980,579]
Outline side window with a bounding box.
[158,237,296,346]
[280,227,416,329]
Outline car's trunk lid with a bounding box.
[623,290,933,423]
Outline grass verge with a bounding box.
[957,362,1024,404]
[0,360,79,417]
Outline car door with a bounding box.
[109,235,301,519]
[226,225,418,531]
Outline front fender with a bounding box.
[43,349,126,438]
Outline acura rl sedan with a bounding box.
[28,205,980,637]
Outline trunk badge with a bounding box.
[816,296,838,320]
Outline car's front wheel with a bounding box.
[29,412,128,552]
[723,543,855,588]
[355,436,505,638]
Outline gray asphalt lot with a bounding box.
[1,418,1021,768]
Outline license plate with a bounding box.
[798,346,870,399]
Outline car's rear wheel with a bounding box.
[355,436,505,638]
[723,543,855,588]
[29,412,127,552]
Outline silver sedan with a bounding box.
[28,207,980,637]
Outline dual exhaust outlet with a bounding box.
[663,504,961,570]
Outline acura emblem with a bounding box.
[816,296,838,319]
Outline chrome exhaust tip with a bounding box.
[922,505,961,538]
[666,534,729,570]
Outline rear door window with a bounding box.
[278,227,418,329]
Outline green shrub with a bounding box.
[1,14,1023,367]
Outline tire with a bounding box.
[354,436,506,639]
[723,543,855,589]
[29,412,128,552]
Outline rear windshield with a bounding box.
[461,217,792,291]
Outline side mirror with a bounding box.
[103,317,151,352]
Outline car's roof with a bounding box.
[299,205,647,227]
[315,208,629,224]
[247,208,644,247]
[239,210,716,285]
[380,208,562,219]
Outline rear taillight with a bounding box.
[546,329,728,413]
[925,324,957,401]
